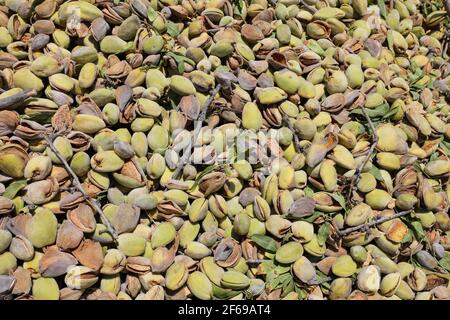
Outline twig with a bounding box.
[299,0,317,13]
[44,134,119,243]
[443,0,450,19]
[443,31,449,58]
[131,156,148,185]
[442,1,450,57]
[346,105,379,204]
[246,259,266,264]
[170,84,222,181]
[0,89,37,110]
[337,210,413,236]
[282,114,303,153]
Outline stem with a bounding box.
[131,156,148,185]
[170,84,222,181]
[346,105,379,204]
[444,0,450,19]
[443,31,449,58]
[246,259,266,264]
[299,0,317,13]
[0,89,37,110]
[337,210,413,236]
[44,134,119,243]
[442,1,450,57]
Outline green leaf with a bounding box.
[166,21,180,37]
[401,229,413,244]
[294,285,307,299]
[3,179,27,199]
[192,164,219,189]
[370,166,383,181]
[378,0,387,18]
[429,151,439,161]
[304,186,314,197]
[315,271,331,289]
[350,103,390,119]
[387,31,394,53]
[327,192,346,210]
[304,211,323,223]
[260,260,276,274]
[282,232,293,244]
[96,190,108,201]
[382,106,400,119]
[282,275,294,294]
[274,273,292,290]
[411,221,425,240]
[268,272,291,290]
[165,52,195,75]
[251,234,277,253]
[234,0,245,16]
[147,6,158,22]
[169,98,177,110]
[274,265,291,275]
[317,223,331,246]
[266,271,276,284]
[413,161,423,173]
[408,70,424,84]
[268,277,281,291]
[440,141,450,156]
[305,40,326,57]
[411,81,427,90]
[438,253,450,272]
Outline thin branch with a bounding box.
[346,105,379,204]
[246,259,267,264]
[442,1,450,57]
[0,89,37,110]
[299,0,317,13]
[443,31,449,58]
[443,0,450,19]
[337,210,413,236]
[282,114,303,153]
[44,134,119,243]
[131,156,148,185]
[170,84,222,181]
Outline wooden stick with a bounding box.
[44,134,119,243]
[337,210,413,236]
[299,0,317,13]
[443,0,450,19]
[246,259,267,264]
[131,156,148,185]
[170,84,222,181]
[346,105,379,203]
